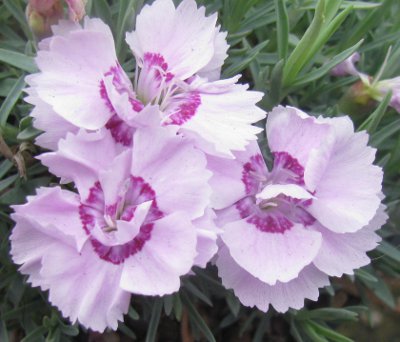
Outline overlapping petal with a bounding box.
[126,0,218,80]
[26,17,119,130]
[216,246,330,312]
[215,105,385,313]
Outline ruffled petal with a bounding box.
[27,18,121,129]
[126,0,217,79]
[131,126,211,219]
[11,187,86,251]
[26,93,78,150]
[308,118,383,233]
[11,187,130,332]
[120,213,197,295]
[266,106,332,183]
[39,129,119,201]
[178,77,265,157]
[192,208,221,268]
[197,27,228,81]
[221,219,322,284]
[40,244,130,332]
[97,149,132,207]
[216,246,330,312]
[207,154,245,209]
[313,204,387,277]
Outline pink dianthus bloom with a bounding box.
[11,126,215,331]
[26,0,265,156]
[213,106,386,312]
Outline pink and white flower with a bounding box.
[11,126,213,331]
[26,0,265,156]
[214,106,386,312]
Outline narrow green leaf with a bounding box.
[0,174,18,192]
[181,292,216,342]
[17,126,41,141]
[265,59,284,108]
[252,314,269,342]
[283,0,326,85]
[0,159,13,179]
[21,326,47,342]
[274,0,289,60]
[324,0,343,23]
[145,299,163,342]
[118,322,137,339]
[305,5,353,69]
[0,78,17,97]
[370,118,400,147]
[92,0,113,28]
[290,319,305,342]
[225,292,241,317]
[173,293,183,321]
[296,308,358,322]
[0,49,36,73]
[115,0,136,55]
[301,321,329,342]
[163,295,174,316]
[0,75,25,127]
[128,306,140,320]
[3,0,33,40]
[291,40,363,87]
[284,1,353,86]
[223,40,269,77]
[358,272,396,308]
[0,320,9,342]
[342,1,380,9]
[377,240,400,263]
[59,323,79,337]
[240,3,275,32]
[354,268,378,283]
[339,0,392,49]
[184,281,213,307]
[307,321,354,342]
[359,91,391,134]
[301,1,379,10]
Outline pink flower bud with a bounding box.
[26,0,63,38]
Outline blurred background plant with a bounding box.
[1,0,400,341]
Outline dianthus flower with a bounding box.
[11,126,216,331]
[26,0,265,156]
[213,106,386,312]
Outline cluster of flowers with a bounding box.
[11,0,386,332]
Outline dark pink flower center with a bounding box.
[99,64,145,146]
[167,92,201,125]
[79,176,163,264]
[98,54,203,145]
[238,152,315,234]
[143,53,174,82]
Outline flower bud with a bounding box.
[26,0,63,39]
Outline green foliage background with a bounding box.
[1,0,400,341]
